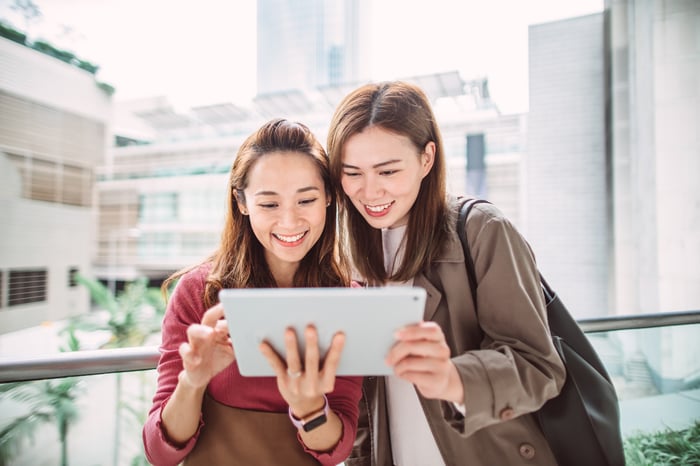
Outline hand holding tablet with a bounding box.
[219,287,427,376]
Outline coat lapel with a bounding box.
[413,212,466,322]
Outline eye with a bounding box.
[299,197,318,206]
[258,202,278,209]
[342,171,361,177]
[379,169,398,176]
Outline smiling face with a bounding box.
[340,126,435,230]
[238,151,328,285]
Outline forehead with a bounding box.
[246,151,323,192]
[343,126,417,165]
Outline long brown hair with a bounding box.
[327,81,449,285]
[163,118,350,306]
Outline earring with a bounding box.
[240,208,248,215]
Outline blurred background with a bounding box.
[0,0,698,464]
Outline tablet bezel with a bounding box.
[219,287,426,377]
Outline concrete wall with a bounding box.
[527,13,609,318]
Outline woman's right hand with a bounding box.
[178,303,235,389]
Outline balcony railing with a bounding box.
[1,309,699,383]
[1,309,699,466]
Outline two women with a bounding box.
[144,81,566,466]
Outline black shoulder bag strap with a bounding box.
[456,197,491,308]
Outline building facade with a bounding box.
[100,71,526,288]
[0,36,112,334]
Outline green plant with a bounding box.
[76,58,99,74]
[30,40,75,64]
[0,22,26,44]
[69,273,165,348]
[0,378,84,466]
[97,81,116,96]
[69,273,165,465]
[0,325,84,465]
[624,421,700,466]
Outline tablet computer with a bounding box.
[219,287,426,377]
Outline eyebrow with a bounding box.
[342,159,403,170]
[253,186,321,196]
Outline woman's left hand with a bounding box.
[385,321,465,404]
[259,325,344,417]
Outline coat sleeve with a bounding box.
[448,203,566,437]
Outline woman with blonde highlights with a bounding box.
[327,82,566,465]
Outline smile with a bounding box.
[273,231,307,243]
[364,202,393,213]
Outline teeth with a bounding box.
[366,202,392,213]
[274,232,305,243]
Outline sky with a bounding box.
[0,0,603,114]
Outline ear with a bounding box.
[235,190,249,215]
[420,141,436,178]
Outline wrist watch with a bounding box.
[288,395,329,432]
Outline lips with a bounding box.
[273,231,307,246]
[363,201,393,217]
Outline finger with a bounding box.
[303,325,320,379]
[259,340,287,378]
[385,340,450,366]
[395,321,444,341]
[214,318,229,337]
[187,324,214,348]
[283,327,303,373]
[319,331,344,389]
[201,303,225,327]
[179,342,201,366]
[178,341,192,360]
[393,354,447,375]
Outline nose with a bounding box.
[360,173,382,200]
[278,205,301,228]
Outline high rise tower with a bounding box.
[256,0,368,95]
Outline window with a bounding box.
[139,192,178,222]
[8,269,48,306]
[68,267,79,287]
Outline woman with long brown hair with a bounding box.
[143,118,362,466]
[327,82,566,465]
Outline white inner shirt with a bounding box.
[382,226,445,466]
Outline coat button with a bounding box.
[498,407,515,420]
[519,443,535,460]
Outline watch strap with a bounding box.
[288,395,329,432]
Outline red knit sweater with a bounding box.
[142,264,363,466]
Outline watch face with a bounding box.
[302,413,328,432]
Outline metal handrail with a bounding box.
[1,309,699,384]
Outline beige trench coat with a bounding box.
[346,198,567,466]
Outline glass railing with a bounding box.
[1,310,699,465]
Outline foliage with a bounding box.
[0,274,165,465]
[0,15,113,90]
[0,379,84,466]
[97,81,116,96]
[69,273,166,465]
[75,58,99,74]
[0,21,26,44]
[31,39,75,64]
[68,273,166,348]
[624,421,700,466]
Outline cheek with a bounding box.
[340,176,359,195]
[247,217,268,243]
